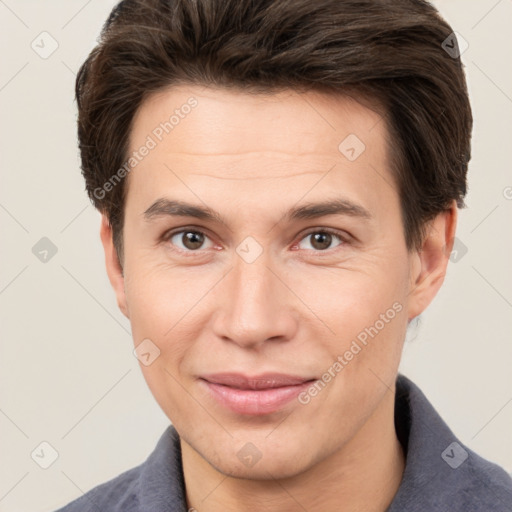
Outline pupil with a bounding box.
[184,231,203,249]
[312,232,331,250]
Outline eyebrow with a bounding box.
[143,197,372,225]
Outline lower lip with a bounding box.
[200,379,315,415]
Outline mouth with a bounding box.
[199,372,317,415]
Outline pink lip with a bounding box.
[199,372,316,415]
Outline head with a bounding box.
[77,0,471,479]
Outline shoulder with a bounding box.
[54,463,143,512]
[460,448,512,510]
[53,425,186,512]
[391,374,512,511]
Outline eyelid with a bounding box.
[161,225,351,254]
[160,225,218,255]
[292,227,351,251]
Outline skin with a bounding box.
[100,85,457,512]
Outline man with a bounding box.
[56,0,512,510]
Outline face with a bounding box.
[101,85,454,479]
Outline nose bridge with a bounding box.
[212,249,296,347]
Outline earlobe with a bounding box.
[407,201,458,321]
[99,213,130,318]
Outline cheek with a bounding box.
[285,256,409,393]
[124,261,225,388]
[125,260,205,335]
[287,257,408,331]
[124,265,200,420]
[125,244,410,354]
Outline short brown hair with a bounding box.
[76,0,472,263]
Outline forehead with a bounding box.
[124,84,397,222]
[130,85,387,158]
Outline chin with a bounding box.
[215,456,310,481]
[207,437,317,481]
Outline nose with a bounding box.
[211,252,299,350]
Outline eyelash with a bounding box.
[161,226,350,256]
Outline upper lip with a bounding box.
[200,372,315,390]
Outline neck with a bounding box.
[181,389,405,512]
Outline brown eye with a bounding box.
[181,231,205,250]
[311,232,332,250]
[166,229,214,252]
[298,230,346,252]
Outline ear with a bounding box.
[99,213,130,318]
[407,200,458,321]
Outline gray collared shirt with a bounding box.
[55,374,512,511]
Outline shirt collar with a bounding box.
[388,374,512,511]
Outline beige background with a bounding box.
[0,0,511,511]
